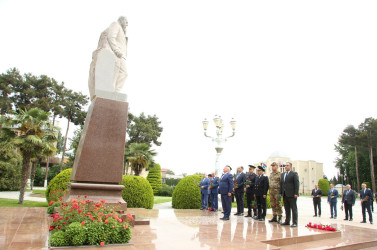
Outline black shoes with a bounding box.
[290,223,297,227]
[236,213,244,216]
[280,222,290,226]
[244,215,252,218]
[234,213,240,215]
[269,217,277,223]
[344,218,348,221]
[360,221,366,223]
[313,215,317,217]
[258,218,265,221]
[220,217,229,220]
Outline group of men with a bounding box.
[311,183,374,224]
[198,162,300,227]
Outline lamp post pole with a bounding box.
[202,115,236,177]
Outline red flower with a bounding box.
[248,178,250,181]
[81,221,85,226]
[100,242,105,246]
[274,198,277,201]
[210,180,213,183]
[234,181,237,183]
[105,220,109,224]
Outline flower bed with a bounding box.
[305,222,337,231]
[49,198,133,247]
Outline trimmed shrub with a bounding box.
[0,142,22,191]
[33,164,45,187]
[46,168,72,203]
[47,164,62,183]
[86,222,105,246]
[66,222,87,246]
[147,163,162,195]
[172,175,201,209]
[49,231,69,247]
[318,178,330,196]
[157,184,174,197]
[121,175,154,209]
[166,178,181,186]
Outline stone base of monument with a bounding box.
[63,182,127,211]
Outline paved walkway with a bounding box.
[0,189,46,202]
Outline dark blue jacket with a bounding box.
[234,172,246,193]
[219,172,233,195]
[360,188,373,204]
[254,174,269,196]
[327,188,339,203]
[209,177,219,194]
[200,177,210,195]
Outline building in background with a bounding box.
[255,151,324,195]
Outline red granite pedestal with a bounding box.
[63,97,128,211]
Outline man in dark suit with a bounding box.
[311,184,322,217]
[209,171,219,211]
[219,165,234,220]
[341,184,356,221]
[199,173,210,210]
[254,166,269,221]
[280,162,299,227]
[244,165,257,218]
[234,166,246,216]
[360,183,373,224]
[327,184,338,219]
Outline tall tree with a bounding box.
[0,68,23,115]
[125,143,157,176]
[1,108,58,204]
[59,89,88,169]
[127,112,163,147]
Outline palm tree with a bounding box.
[1,108,58,204]
[125,143,157,176]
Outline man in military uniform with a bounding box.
[269,162,282,223]
[254,166,269,221]
[244,165,257,218]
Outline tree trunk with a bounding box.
[60,119,70,171]
[44,157,50,187]
[30,160,37,190]
[370,146,376,193]
[355,145,360,193]
[19,153,32,204]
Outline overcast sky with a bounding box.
[1,0,376,178]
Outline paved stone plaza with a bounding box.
[1,196,377,249]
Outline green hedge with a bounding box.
[318,179,330,196]
[157,184,174,197]
[172,175,201,209]
[121,175,154,209]
[147,163,162,195]
[46,168,72,203]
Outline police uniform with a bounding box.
[245,165,257,217]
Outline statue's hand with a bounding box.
[114,50,123,58]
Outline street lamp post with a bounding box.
[202,115,236,176]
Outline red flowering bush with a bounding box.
[49,198,133,247]
[306,222,337,231]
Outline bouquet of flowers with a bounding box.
[234,180,238,188]
[362,195,370,203]
[306,222,337,231]
[245,178,251,186]
[210,179,214,187]
[273,195,282,207]
[251,200,257,210]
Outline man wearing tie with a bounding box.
[209,171,219,211]
[254,166,269,221]
[327,184,338,219]
[219,165,234,220]
[341,184,356,221]
[200,173,210,210]
[244,165,257,218]
[311,184,322,217]
[360,183,373,224]
[280,162,299,227]
[234,166,246,216]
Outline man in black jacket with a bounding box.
[280,162,299,227]
[311,184,322,217]
[244,165,257,218]
[234,166,246,216]
[254,166,269,221]
[341,184,356,221]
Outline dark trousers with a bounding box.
[362,201,373,222]
[371,200,374,212]
[283,196,298,224]
[201,193,208,209]
[313,198,321,216]
[344,203,353,219]
[330,202,337,218]
[210,193,218,210]
[255,195,266,219]
[221,194,232,218]
[246,192,256,216]
[235,191,244,214]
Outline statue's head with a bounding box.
[118,16,128,30]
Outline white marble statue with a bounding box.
[88,16,128,101]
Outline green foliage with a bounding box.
[32,164,45,187]
[125,143,157,176]
[165,178,181,186]
[157,185,174,197]
[47,164,61,183]
[66,222,87,246]
[172,175,201,209]
[47,201,61,214]
[46,168,72,202]
[166,169,175,175]
[86,222,105,246]
[0,198,47,207]
[147,163,162,195]
[0,142,22,191]
[154,196,172,204]
[121,175,154,209]
[318,179,330,196]
[49,231,69,247]
[127,112,163,147]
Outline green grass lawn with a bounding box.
[32,190,46,195]
[0,198,48,207]
[154,196,172,204]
